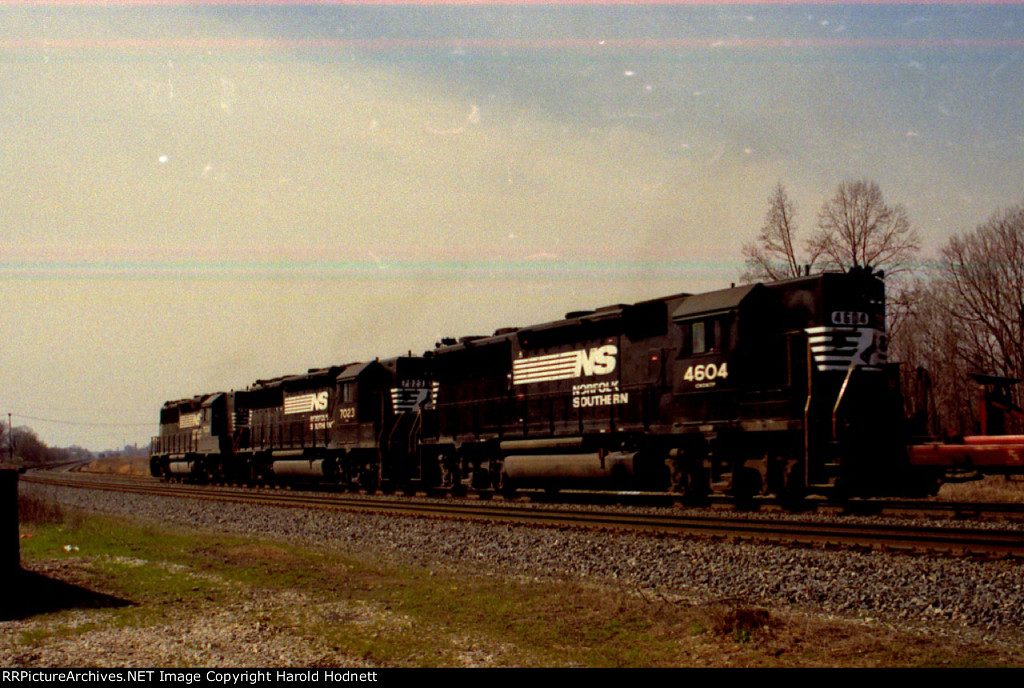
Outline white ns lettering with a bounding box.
[313,391,328,411]
[575,345,618,377]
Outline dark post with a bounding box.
[0,466,18,572]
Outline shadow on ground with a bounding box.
[1,569,132,621]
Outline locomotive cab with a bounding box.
[775,270,903,497]
[661,270,901,500]
[332,356,432,492]
[807,271,905,495]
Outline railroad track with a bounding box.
[21,471,1024,560]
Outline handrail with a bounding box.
[832,366,857,440]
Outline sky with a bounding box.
[1,1,1022,449]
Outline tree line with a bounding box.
[0,420,143,468]
[741,180,1024,437]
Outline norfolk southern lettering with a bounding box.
[571,380,629,408]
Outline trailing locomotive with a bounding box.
[152,269,994,500]
[150,356,434,492]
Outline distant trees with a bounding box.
[0,421,98,468]
[887,280,978,436]
[10,427,48,466]
[742,179,920,283]
[924,202,1024,434]
[853,200,1024,436]
[938,203,1024,383]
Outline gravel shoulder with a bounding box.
[7,481,1024,667]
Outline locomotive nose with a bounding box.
[830,333,851,348]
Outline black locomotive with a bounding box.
[151,269,920,500]
[151,356,434,492]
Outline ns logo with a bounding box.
[513,344,619,385]
[285,390,330,415]
[575,345,618,376]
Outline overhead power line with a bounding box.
[9,413,153,429]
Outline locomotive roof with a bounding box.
[673,283,762,319]
[426,271,879,357]
[428,291,688,355]
[251,361,367,389]
[336,360,377,381]
[200,393,225,408]
[161,393,221,410]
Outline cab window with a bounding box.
[692,322,706,354]
[687,317,734,356]
[340,382,356,403]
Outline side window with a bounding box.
[712,319,729,353]
[692,321,706,355]
[726,317,738,352]
[684,316,736,356]
[341,382,356,403]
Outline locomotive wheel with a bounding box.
[913,469,944,497]
[470,466,491,491]
[730,466,763,506]
[778,460,806,507]
[669,452,709,504]
[498,473,518,498]
[682,464,709,504]
[360,469,379,494]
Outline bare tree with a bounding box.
[742,179,918,283]
[888,279,978,436]
[939,202,1024,384]
[810,179,920,275]
[741,182,817,282]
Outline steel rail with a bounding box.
[22,472,1024,559]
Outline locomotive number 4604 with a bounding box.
[683,362,729,382]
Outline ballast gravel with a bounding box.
[17,482,1024,634]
